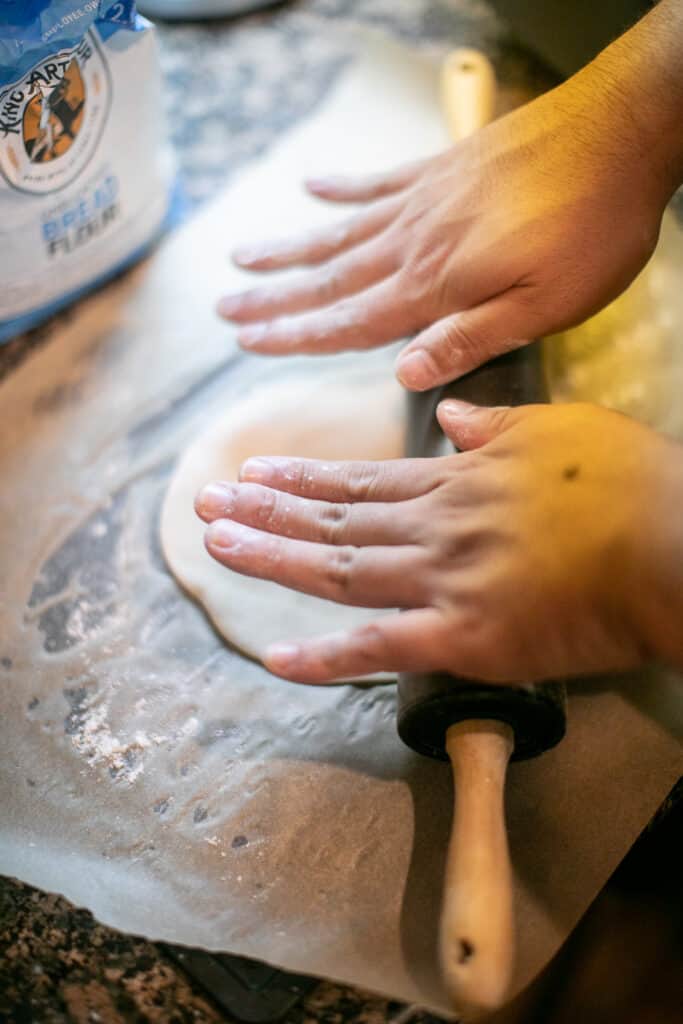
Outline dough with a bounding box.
[160,357,405,676]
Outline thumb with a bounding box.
[395,291,541,391]
[437,399,525,450]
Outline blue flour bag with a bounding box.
[0,1,173,341]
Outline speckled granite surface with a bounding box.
[0,876,427,1024]
[0,2,680,1021]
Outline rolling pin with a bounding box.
[397,50,568,1016]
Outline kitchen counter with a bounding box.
[0,2,680,1022]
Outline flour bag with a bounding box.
[0,1,173,341]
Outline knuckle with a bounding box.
[313,305,351,347]
[446,318,478,360]
[397,258,430,307]
[287,461,314,496]
[260,534,283,568]
[380,220,406,254]
[319,502,353,543]
[432,317,480,375]
[441,518,493,564]
[350,622,388,668]
[487,407,513,437]
[342,464,380,501]
[317,265,342,303]
[395,185,429,227]
[253,487,281,530]
[324,545,357,594]
[433,532,462,565]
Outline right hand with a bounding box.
[196,401,683,684]
[218,63,670,390]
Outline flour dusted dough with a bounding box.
[160,358,405,673]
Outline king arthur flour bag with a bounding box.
[0,1,173,341]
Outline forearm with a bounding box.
[585,0,683,204]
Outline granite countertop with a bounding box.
[0,2,680,1022]
[0,874,422,1024]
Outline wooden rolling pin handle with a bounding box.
[440,48,496,143]
[440,721,515,1016]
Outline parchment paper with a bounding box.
[1,33,681,1018]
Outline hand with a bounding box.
[217,62,671,390]
[195,401,683,684]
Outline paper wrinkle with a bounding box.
[0,33,681,1018]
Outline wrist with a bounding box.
[585,0,683,207]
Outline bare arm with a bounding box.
[592,0,683,203]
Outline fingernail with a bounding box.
[395,351,432,390]
[205,519,242,550]
[233,246,269,266]
[305,177,335,192]
[265,642,301,669]
[238,324,268,347]
[195,482,235,519]
[438,399,478,417]
[217,294,243,318]
[239,457,277,482]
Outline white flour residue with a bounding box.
[66,687,169,785]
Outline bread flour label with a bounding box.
[0,31,111,195]
[0,2,174,338]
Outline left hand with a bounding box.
[216,66,669,390]
[194,400,678,684]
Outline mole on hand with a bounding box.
[458,938,475,965]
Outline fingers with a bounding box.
[395,291,542,390]
[203,519,428,608]
[235,274,421,355]
[218,238,397,324]
[263,609,450,682]
[230,197,400,272]
[304,159,426,203]
[437,399,531,450]
[237,454,443,502]
[195,480,419,546]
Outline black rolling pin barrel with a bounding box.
[397,344,567,762]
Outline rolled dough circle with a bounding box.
[160,358,406,680]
